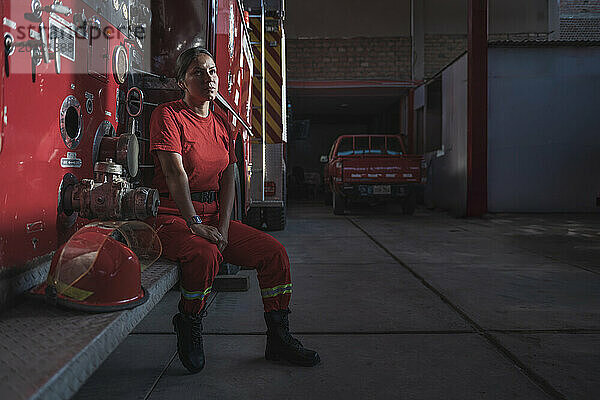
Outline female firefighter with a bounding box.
[148,47,320,373]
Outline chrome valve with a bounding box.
[25,0,72,22]
[62,159,159,221]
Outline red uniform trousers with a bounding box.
[148,201,291,315]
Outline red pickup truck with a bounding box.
[322,135,424,215]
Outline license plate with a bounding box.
[373,185,391,195]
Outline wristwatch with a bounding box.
[187,215,203,227]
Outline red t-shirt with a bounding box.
[149,100,237,210]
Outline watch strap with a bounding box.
[187,215,203,227]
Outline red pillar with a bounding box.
[407,89,415,153]
[467,0,488,217]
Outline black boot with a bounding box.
[264,309,320,367]
[172,311,206,373]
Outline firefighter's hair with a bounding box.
[175,47,214,84]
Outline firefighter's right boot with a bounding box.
[172,311,205,373]
[264,309,320,366]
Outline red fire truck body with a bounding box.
[0,0,283,293]
[1,0,136,272]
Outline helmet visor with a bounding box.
[50,221,161,300]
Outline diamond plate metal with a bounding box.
[250,141,264,202]
[249,142,286,204]
[0,254,52,313]
[264,143,284,201]
[0,259,179,400]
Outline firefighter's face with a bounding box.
[181,54,218,102]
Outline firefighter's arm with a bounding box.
[217,164,235,251]
[156,150,223,244]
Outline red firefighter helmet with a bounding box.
[31,221,161,312]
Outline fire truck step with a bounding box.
[213,275,250,292]
[0,259,179,400]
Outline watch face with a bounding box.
[188,216,202,225]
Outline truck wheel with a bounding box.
[265,206,286,231]
[244,207,262,229]
[333,192,345,215]
[402,192,417,215]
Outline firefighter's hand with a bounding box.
[190,224,224,244]
[216,225,229,253]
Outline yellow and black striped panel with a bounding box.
[250,17,284,144]
[249,17,263,140]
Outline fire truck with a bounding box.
[0,0,287,298]
[142,0,288,231]
[244,0,287,231]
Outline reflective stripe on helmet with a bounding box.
[54,280,94,301]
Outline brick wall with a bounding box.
[286,37,411,81]
[560,0,600,40]
[560,0,600,15]
[424,34,467,78]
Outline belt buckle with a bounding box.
[202,192,209,203]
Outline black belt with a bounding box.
[159,191,218,203]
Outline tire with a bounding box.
[244,207,262,229]
[333,192,345,215]
[264,206,286,231]
[402,192,417,215]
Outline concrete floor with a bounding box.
[73,203,600,400]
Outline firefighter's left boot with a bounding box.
[264,309,320,367]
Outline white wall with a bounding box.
[424,0,549,34]
[286,0,549,38]
[426,53,468,216]
[286,0,411,38]
[488,45,600,212]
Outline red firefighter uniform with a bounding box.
[147,100,291,314]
